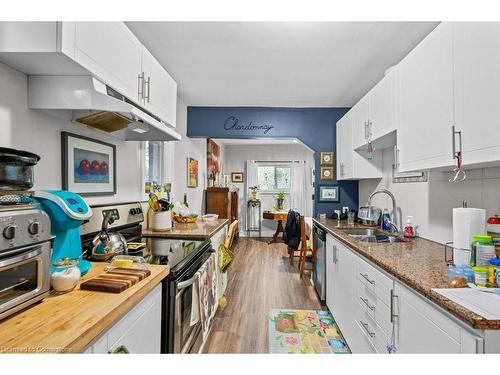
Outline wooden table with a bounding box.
[263,211,288,244]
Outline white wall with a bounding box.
[0,61,142,206]
[359,147,500,244]
[223,144,314,236]
[167,98,207,215]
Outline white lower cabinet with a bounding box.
[83,283,162,353]
[393,281,483,353]
[324,232,486,354]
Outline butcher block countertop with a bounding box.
[0,263,169,353]
[142,218,229,239]
[313,219,500,330]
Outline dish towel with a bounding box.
[189,271,201,326]
[198,253,218,340]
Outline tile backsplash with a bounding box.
[359,148,500,244]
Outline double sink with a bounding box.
[341,228,406,244]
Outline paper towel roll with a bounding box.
[453,207,486,265]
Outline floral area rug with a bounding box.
[268,309,349,354]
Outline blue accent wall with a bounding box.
[187,106,358,217]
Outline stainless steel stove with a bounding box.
[80,201,214,353]
[0,198,52,320]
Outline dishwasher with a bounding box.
[313,223,326,301]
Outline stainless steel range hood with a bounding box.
[28,75,181,141]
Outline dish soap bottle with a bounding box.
[403,216,416,238]
[381,209,391,231]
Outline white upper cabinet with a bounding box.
[396,23,455,173]
[369,68,397,141]
[453,22,500,168]
[351,93,371,150]
[0,22,178,127]
[72,22,143,105]
[336,112,383,180]
[141,48,178,127]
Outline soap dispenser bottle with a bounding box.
[403,216,416,238]
[381,209,391,231]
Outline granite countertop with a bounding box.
[0,263,169,353]
[313,218,500,330]
[142,218,230,239]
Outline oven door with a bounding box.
[172,251,212,354]
[0,242,51,319]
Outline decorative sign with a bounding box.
[223,116,274,135]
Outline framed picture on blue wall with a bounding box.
[318,185,339,202]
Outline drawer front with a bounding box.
[357,299,392,354]
[357,257,393,307]
[357,280,393,336]
[353,310,377,353]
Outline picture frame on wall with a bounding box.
[61,132,116,196]
[187,157,199,188]
[320,167,334,180]
[231,172,244,183]
[318,185,339,202]
[320,151,334,166]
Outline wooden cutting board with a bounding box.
[80,268,152,293]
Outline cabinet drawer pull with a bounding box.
[360,321,375,338]
[359,273,375,285]
[360,296,375,311]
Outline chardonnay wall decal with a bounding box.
[223,115,274,134]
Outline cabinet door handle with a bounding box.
[360,321,375,338]
[368,120,372,139]
[359,273,375,285]
[393,145,400,171]
[332,245,337,264]
[360,296,375,311]
[137,72,145,101]
[109,345,130,354]
[145,77,151,103]
[364,120,369,140]
[390,289,398,323]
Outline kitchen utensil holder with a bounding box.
[444,242,471,265]
[152,210,172,231]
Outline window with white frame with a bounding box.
[143,141,164,184]
[257,164,291,192]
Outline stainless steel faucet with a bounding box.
[367,189,399,234]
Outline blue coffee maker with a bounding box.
[35,190,93,275]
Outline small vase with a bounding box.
[251,191,257,201]
[276,198,284,211]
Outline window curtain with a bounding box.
[290,161,307,215]
[245,160,258,232]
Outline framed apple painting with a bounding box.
[61,132,116,196]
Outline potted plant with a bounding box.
[275,191,286,211]
[249,185,259,201]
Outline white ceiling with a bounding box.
[127,22,438,107]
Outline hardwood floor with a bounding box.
[203,237,322,353]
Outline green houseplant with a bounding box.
[275,191,286,210]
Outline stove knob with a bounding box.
[129,208,137,215]
[28,221,40,235]
[137,207,142,214]
[3,225,17,240]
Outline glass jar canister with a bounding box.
[50,257,81,293]
[473,266,488,287]
[470,235,495,267]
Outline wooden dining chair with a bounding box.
[297,216,313,278]
[225,220,239,249]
